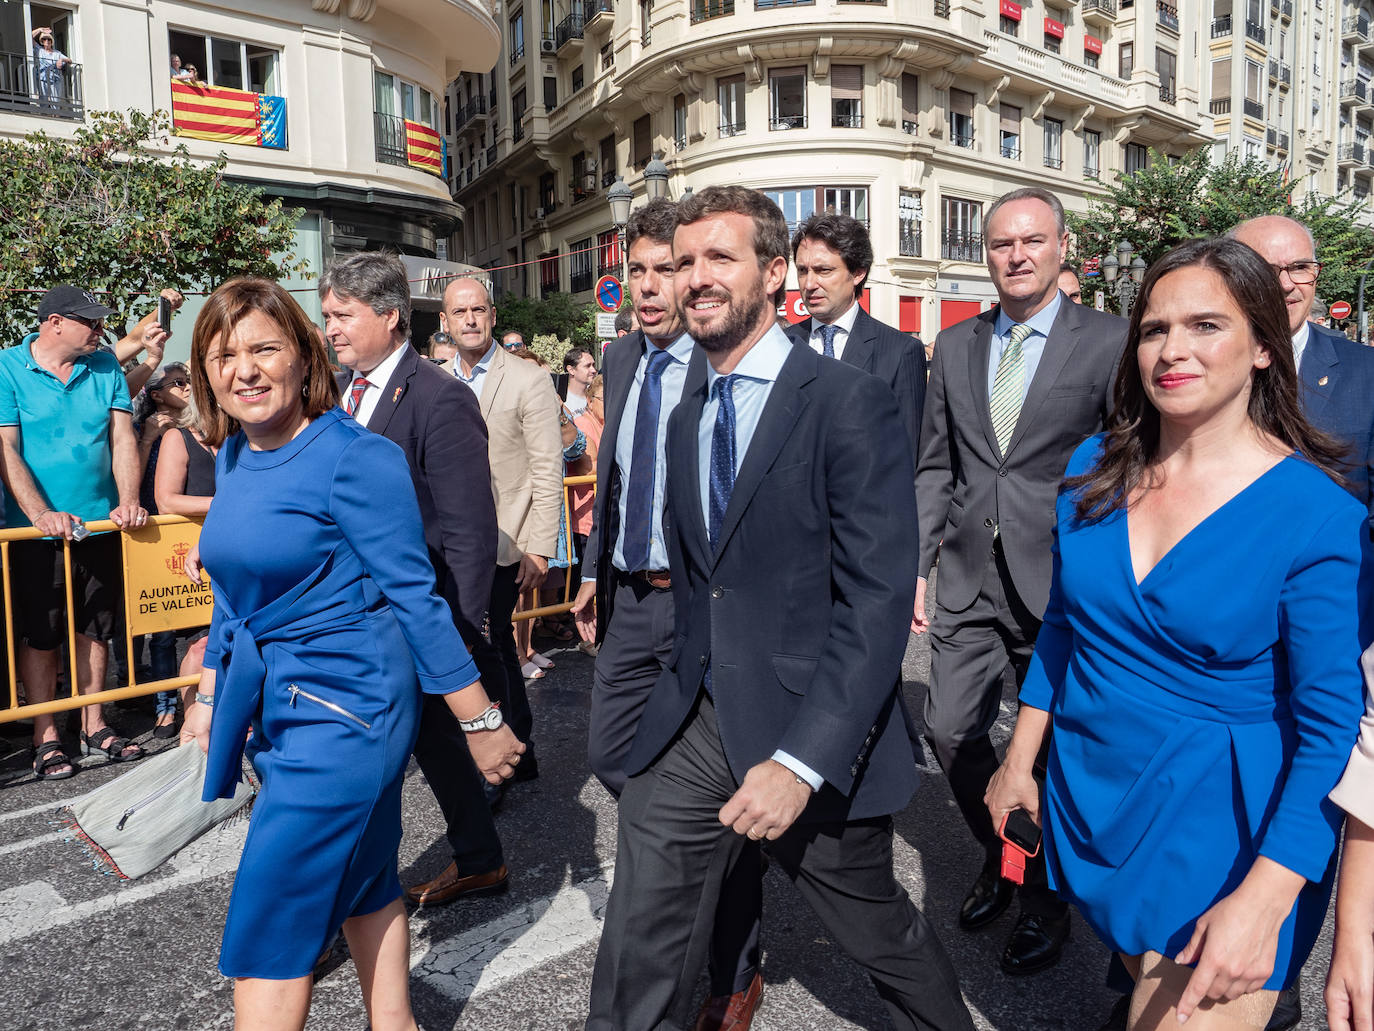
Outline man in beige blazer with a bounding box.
[442,277,563,784]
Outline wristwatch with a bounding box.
[457,703,503,733]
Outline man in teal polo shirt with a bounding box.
[0,284,149,779]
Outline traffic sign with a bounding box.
[596,275,623,312]
[596,312,618,338]
[1330,300,1352,320]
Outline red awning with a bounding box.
[1044,17,1065,38]
[1084,34,1104,54]
[1000,0,1022,19]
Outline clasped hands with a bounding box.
[719,759,812,843]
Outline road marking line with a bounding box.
[0,828,65,857]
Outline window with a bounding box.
[831,64,863,127]
[538,171,556,211]
[570,237,594,293]
[539,251,559,297]
[899,189,923,257]
[512,86,527,119]
[1044,14,1064,54]
[1000,103,1021,159]
[823,187,868,223]
[1084,128,1101,177]
[1245,58,1263,117]
[901,73,919,135]
[949,88,974,147]
[1211,57,1231,113]
[769,66,807,130]
[942,196,982,261]
[168,30,280,93]
[1120,42,1134,79]
[640,0,653,43]
[572,65,584,93]
[600,133,616,184]
[718,73,746,136]
[1125,142,1149,174]
[572,152,590,198]
[674,93,688,150]
[597,229,621,276]
[601,42,614,71]
[1156,48,1177,102]
[541,0,555,44]
[633,114,652,167]
[1044,117,1063,169]
[763,188,816,230]
[763,185,869,229]
[1000,13,1020,35]
[1085,48,1099,69]
[510,9,525,62]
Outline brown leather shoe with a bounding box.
[692,970,763,1031]
[404,863,509,907]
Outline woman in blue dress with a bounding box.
[986,237,1371,1029]
[180,279,525,1030]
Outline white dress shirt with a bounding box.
[454,340,499,402]
[347,342,409,427]
[806,300,862,361]
[1292,321,1311,374]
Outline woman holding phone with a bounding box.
[986,237,1371,1029]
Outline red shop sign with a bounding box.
[1000,0,1022,19]
[1044,17,1065,37]
[1084,34,1104,54]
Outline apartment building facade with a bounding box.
[0,0,495,339]
[450,0,1211,332]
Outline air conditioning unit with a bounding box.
[536,206,549,219]
[541,39,556,53]
[584,174,597,190]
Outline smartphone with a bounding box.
[998,808,1042,858]
[157,296,173,331]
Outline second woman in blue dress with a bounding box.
[986,237,1371,1030]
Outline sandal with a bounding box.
[535,618,575,643]
[520,661,546,681]
[32,740,76,780]
[529,652,555,670]
[80,727,144,762]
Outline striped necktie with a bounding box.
[990,324,1031,456]
[346,376,370,417]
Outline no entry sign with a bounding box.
[1330,300,1352,320]
[596,276,623,312]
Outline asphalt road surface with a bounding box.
[0,623,1336,1030]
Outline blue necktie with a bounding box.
[708,375,740,551]
[819,323,838,359]
[621,348,674,571]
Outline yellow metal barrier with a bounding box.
[0,473,598,723]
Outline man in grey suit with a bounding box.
[914,187,1126,976]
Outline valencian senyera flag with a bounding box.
[405,119,442,175]
[171,80,287,150]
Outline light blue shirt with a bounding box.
[454,340,499,401]
[987,292,1062,403]
[610,332,695,574]
[695,324,823,792]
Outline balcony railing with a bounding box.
[1341,78,1367,103]
[720,121,746,137]
[454,96,488,130]
[1084,163,1101,179]
[941,231,984,262]
[1243,98,1264,119]
[513,119,525,142]
[832,112,863,128]
[570,270,595,293]
[675,133,687,151]
[1158,84,1176,104]
[1083,0,1117,17]
[1244,19,1265,42]
[1044,155,1063,170]
[556,11,587,48]
[1280,0,1291,16]
[1344,16,1371,41]
[902,119,919,134]
[487,144,497,164]
[934,0,950,13]
[1156,1,1178,30]
[1000,143,1021,159]
[691,0,735,21]
[510,42,525,64]
[642,22,651,44]
[0,51,83,120]
[899,228,922,257]
[602,169,618,187]
[1210,97,1232,114]
[1210,14,1232,36]
[951,131,975,149]
[373,112,409,166]
[757,0,814,6]
[770,114,806,130]
[1340,142,1367,164]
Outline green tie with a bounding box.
[990,323,1031,456]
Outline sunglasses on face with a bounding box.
[61,313,104,332]
[160,378,190,388]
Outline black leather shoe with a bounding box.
[1000,911,1070,975]
[958,865,1014,931]
[1265,983,1301,1031]
[1096,993,1129,1031]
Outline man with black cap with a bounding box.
[0,284,149,780]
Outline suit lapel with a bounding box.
[365,347,414,436]
[478,345,508,420]
[602,332,645,448]
[1003,304,1079,459]
[966,314,1000,457]
[711,347,813,567]
[842,309,877,374]
[1299,322,1337,424]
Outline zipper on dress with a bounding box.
[287,684,372,729]
[116,767,194,830]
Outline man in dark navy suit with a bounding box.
[320,253,510,908]
[1232,216,1374,534]
[786,212,927,469]
[586,187,973,1031]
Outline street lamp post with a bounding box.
[643,153,669,202]
[607,175,633,283]
[1100,240,1147,315]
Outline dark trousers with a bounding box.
[587,694,974,1031]
[489,561,535,747]
[589,574,760,996]
[924,541,1063,917]
[411,649,506,875]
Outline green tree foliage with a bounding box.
[0,109,307,342]
[1069,149,1374,313]
[495,291,599,355]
